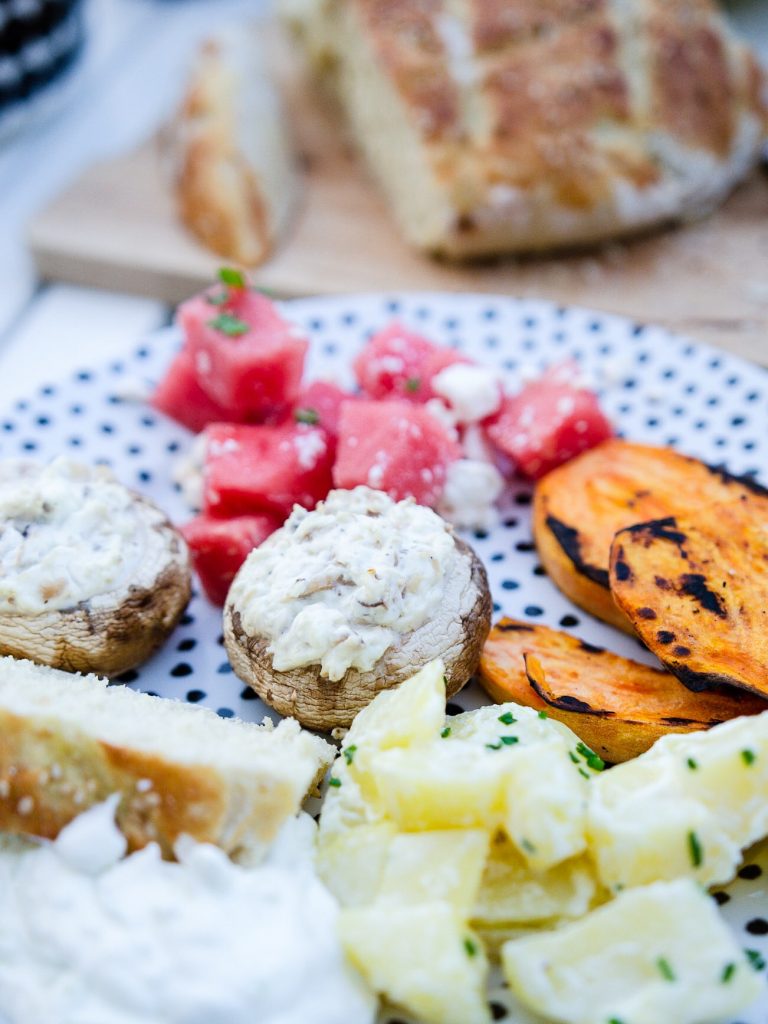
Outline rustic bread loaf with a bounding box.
[0,657,334,857]
[286,0,767,256]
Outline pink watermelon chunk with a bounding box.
[334,400,462,506]
[354,322,467,402]
[151,347,236,433]
[486,366,614,480]
[182,513,281,605]
[292,380,355,439]
[180,287,308,420]
[203,422,334,519]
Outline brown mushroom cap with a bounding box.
[224,537,491,730]
[0,494,191,676]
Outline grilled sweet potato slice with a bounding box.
[533,440,768,632]
[479,619,766,762]
[610,496,768,698]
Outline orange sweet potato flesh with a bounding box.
[610,496,768,699]
[479,618,766,762]
[533,439,768,632]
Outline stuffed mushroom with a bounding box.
[224,486,492,730]
[0,458,191,675]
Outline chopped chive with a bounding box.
[721,962,736,983]
[656,957,675,982]
[295,407,320,425]
[607,1019,626,1024]
[206,290,229,306]
[442,675,448,688]
[687,830,703,868]
[463,937,478,957]
[404,377,421,393]
[538,710,549,719]
[500,735,519,746]
[342,745,357,765]
[207,312,249,337]
[569,751,580,764]
[328,777,342,788]
[498,711,517,725]
[686,757,698,771]
[741,749,757,766]
[218,266,246,288]
[746,949,766,972]
[578,767,591,780]
[441,727,452,739]
[486,741,502,751]
[577,741,605,771]
[521,838,537,854]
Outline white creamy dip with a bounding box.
[0,801,376,1024]
[0,458,175,614]
[229,486,458,680]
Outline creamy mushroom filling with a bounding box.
[229,486,458,680]
[0,458,165,613]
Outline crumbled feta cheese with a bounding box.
[431,365,502,424]
[292,429,327,470]
[438,459,505,531]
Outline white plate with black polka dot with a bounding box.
[1,293,766,1023]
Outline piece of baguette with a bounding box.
[0,657,334,858]
[170,27,299,266]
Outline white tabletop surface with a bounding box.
[0,0,765,410]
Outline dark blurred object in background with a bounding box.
[0,0,84,140]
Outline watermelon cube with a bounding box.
[180,288,308,420]
[181,513,281,605]
[292,380,355,439]
[203,422,334,519]
[151,347,236,433]
[354,322,466,402]
[334,400,462,507]
[486,369,614,480]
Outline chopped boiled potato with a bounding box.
[501,879,763,1024]
[317,758,384,838]
[502,739,589,870]
[316,821,396,907]
[345,657,447,752]
[340,902,491,1024]
[589,713,768,890]
[364,740,506,829]
[377,829,490,913]
[472,837,598,932]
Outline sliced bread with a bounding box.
[0,657,334,858]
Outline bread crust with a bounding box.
[289,0,768,255]
[224,538,492,730]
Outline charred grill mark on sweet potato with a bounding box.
[533,440,767,632]
[479,618,766,762]
[544,515,609,587]
[610,497,768,699]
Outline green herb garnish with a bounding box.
[463,938,478,957]
[607,1019,626,1024]
[207,290,229,307]
[569,751,580,764]
[742,749,757,766]
[342,745,357,765]
[500,735,519,746]
[208,312,249,337]
[294,407,320,425]
[576,741,605,772]
[404,377,421,393]
[498,711,517,726]
[218,266,246,288]
[441,727,452,739]
[686,757,698,771]
[578,767,591,780]
[486,741,502,751]
[657,957,675,982]
[328,777,342,788]
[721,962,737,983]
[687,830,703,868]
[746,949,766,972]
[521,838,537,854]
[538,710,549,719]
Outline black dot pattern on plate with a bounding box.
[0,294,766,1017]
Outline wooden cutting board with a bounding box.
[28,33,768,365]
